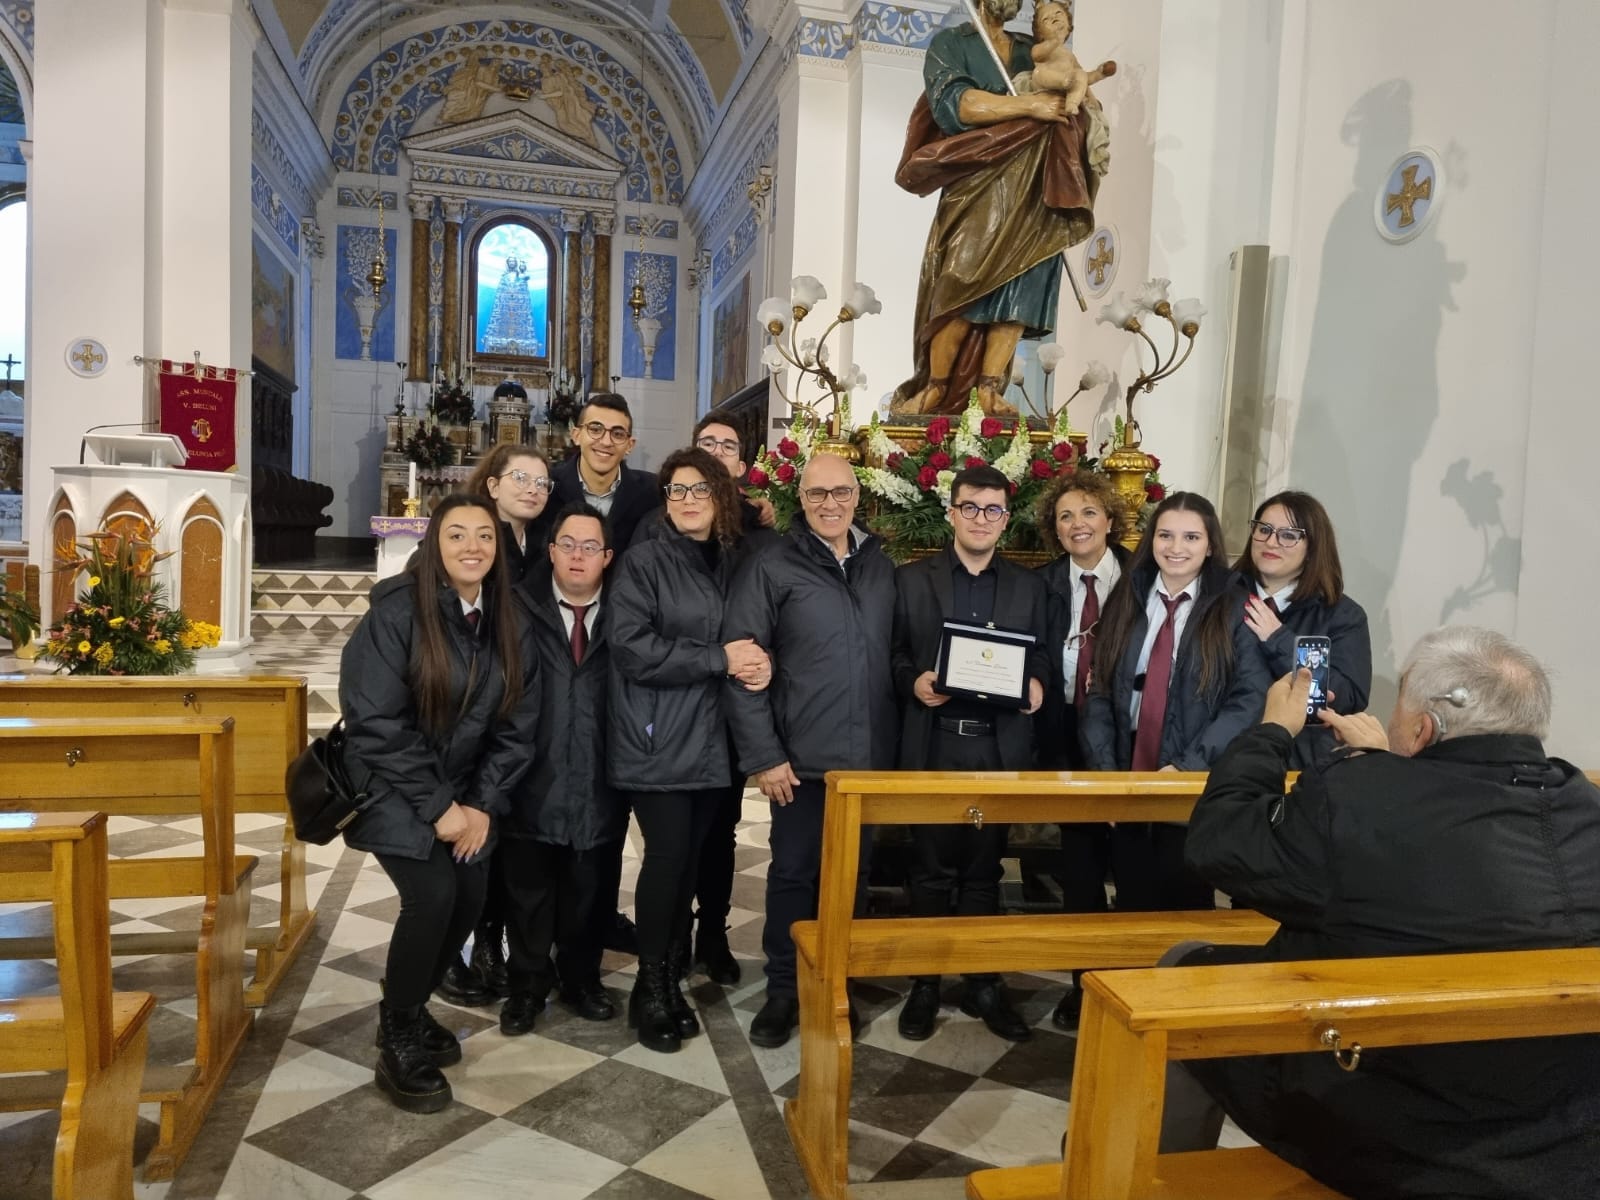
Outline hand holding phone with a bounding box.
[1294,636,1331,717]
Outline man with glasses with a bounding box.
[542,393,663,555]
[890,465,1050,1043]
[632,414,778,547]
[500,504,624,1034]
[723,452,898,1047]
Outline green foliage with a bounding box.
[0,579,39,648]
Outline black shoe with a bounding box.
[558,980,616,1022]
[469,924,510,999]
[628,960,682,1054]
[662,942,700,1038]
[1051,986,1083,1031]
[897,980,942,1041]
[376,981,463,1066]
[694,926,742,986]
[604,911,640,954]
[749,993,799,1049]
[960,981,1032,1042]
[499,991,544,1037]
[375,1001,452,1113]
[435,960,496,1008]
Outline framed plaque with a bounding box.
[935,621,1036,708]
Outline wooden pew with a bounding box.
[0,674,315,1006]
[0,717,253,1181]
[0,811,155,1200]
[965,947,1600,1200]
[786,770,1280,1200]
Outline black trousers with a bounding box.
[1110,822,1215,911]
[763,778,872,999]
[908,730,1006,985]
[691,783,744,934]
[373,841,488,1009]
[629,789,718,962]
[499,836,620,998]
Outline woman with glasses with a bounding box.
[1078,492,1270,911]
[1233,490,1371,768]
[466,444,553,584]
[607,447,770,1052]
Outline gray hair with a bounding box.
[1399,626,1552,741]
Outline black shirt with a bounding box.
[944,547,998,723]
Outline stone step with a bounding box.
[253,589,370,615]
[251,610,365,637]
[252,570,377,594]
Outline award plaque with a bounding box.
[935,621,1036,707]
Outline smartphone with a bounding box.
[1294,635,1331,716]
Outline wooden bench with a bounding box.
[0,811,155,1200]
[0,716,254,1180]
[965,946,1600,1199]
[0,674,315,1006]
[785,770,1280,1200]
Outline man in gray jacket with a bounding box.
[723,453,898,1048]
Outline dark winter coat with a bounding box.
[607,530,738,792]
[1036,544,1130,769]
[1230,572,1372,770]
[722,521,898,779]
[337,572,540,861]
[535,455,663,555]
[1183,722,1600,1200]
[1078,561,1269,770]
[892,547,1050,770]
[505,562,625,849]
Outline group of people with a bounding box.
[331,389,1600,1200]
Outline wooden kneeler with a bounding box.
[0,717,254,1180]
[965,948,1600,1200]
[0,812,154,1200]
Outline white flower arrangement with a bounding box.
[952,400,986,460]
[858,466,923,509]
[935,469,957,506]
[992,421,1033,483]
[865,413,900,463]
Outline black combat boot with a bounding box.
[628,960,682,1054]
[375,1000,452,1113]
[663,940,700,1038]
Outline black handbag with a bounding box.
[284,720,376,845]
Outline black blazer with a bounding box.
[536,456,663,554]
[891,547,1050,770]
[1036,545,1131,769]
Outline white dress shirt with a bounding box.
[1129,575,1202,724]
[1061,549,1123,701]
[1257,579,1296,610]
[553,580,602,639]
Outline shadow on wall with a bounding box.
[1437,458,1521,624]
[1288,79,1465,713]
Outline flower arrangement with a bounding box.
[546,368,581,428]
[42,521,222,675]
[0,577,39,650]
[745,417,821,535]
[405,422,454,468]
[429,376,476,426]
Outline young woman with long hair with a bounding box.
[1078,491,1269,911]
[1232,490,1372,768]
[607,447,770,1052]
[465,443,553,584]
[336,493,539,1112]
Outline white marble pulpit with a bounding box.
[49,435,253,665]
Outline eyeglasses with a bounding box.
[554,536,606,558]
[1249,520,1307,548]
[500,469,553,493]
[664,481,713,501]
[580,421,632,444]
[695,436,742,458]
[801,485,857,504]
[953,501,1010,523]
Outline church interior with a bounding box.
[2,0,1598,1197]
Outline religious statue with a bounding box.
[440,58,500,125]
[481,256,541,356]
[892,0,1113,418]
[1023,3,1116,112]
[537,59,599,147]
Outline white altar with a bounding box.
[48,434,253,666]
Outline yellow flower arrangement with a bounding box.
[92,643,114,667]
[77,639,91,654]
[154,638,172,655]
[108,615,125,628]
[178,621,222,651]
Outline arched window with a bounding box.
[0,195,24,383]
[469,218,554,368]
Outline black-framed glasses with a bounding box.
[1249,520,1306,548]
[953,501,1009,523]
[500,469,553,493]
[801,485,857,504]
[664,481,713,501]
[554,536,606,558]
[695,436,742,458]
[580,421,632,444]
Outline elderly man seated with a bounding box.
[1163,625,1600,1200]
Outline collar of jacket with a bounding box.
[1127,556,1233,611]
[437,580,491,634]
[1418,732,1549,768]
[790,516,874,565]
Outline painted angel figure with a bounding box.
[1024,2,1116,114]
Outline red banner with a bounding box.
[157,359,238,471]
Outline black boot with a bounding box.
[377,981,462,1066]
[375,1001,452,1113]
[694,922,741,986]
[435,960,495,1008]
[628,960,681,1054]
[663,941,700,1038]
[469,920,509,999]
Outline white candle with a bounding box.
[408,461,417,500]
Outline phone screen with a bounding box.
[1294,636,1331,716]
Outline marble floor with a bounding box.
[0,619,1247,1199]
